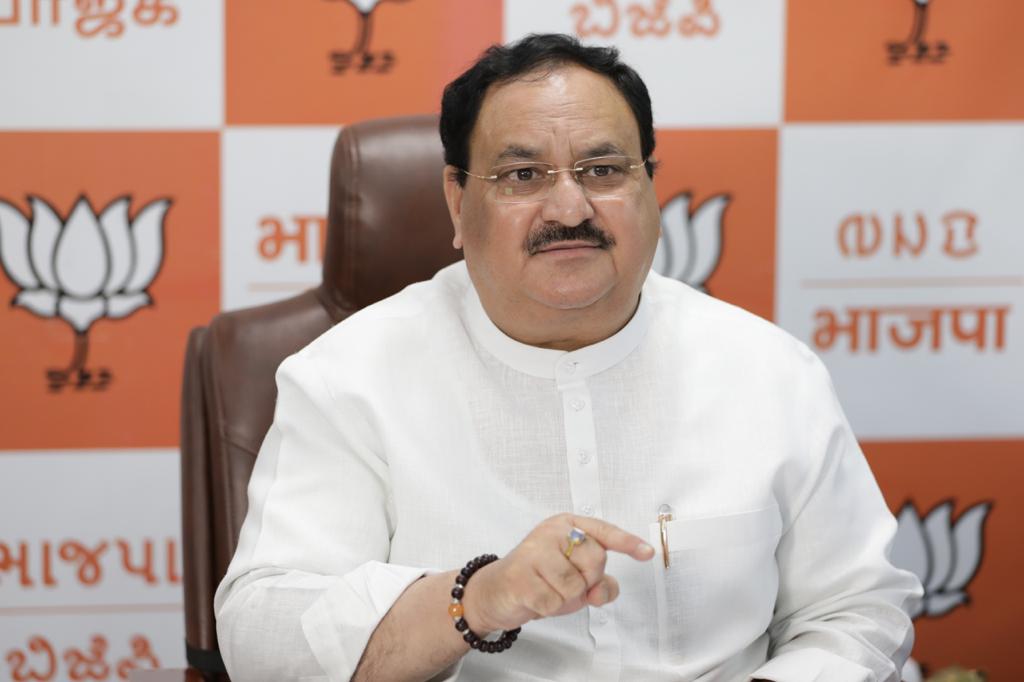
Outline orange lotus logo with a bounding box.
[324,0,410,74]
[652,192,729,292]
[0,195,170,391]
[888,0,949,65]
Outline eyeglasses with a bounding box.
[460,155,648,204]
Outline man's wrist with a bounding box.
[458,562,500,636]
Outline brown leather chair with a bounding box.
[179,114,460,674]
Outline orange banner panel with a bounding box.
[0,133,220,449]
[865,439,1024,681]
[787,0,1024,121]
[226,0,502,125]
[653,129,777,322]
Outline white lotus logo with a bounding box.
[652,192,729,292]
[891,500,990,617]
[889,0,948,64]
[891,500,991,682]
[325,0,411,73]
[0,195,170,390]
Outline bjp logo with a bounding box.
[891,500,991,682]
[652,192,729,293]
[324,0,410,74]
[888,0,949,65]
[0,195,170,391]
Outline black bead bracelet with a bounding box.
[447,553,522,653]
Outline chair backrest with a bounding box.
[179,114,460,672]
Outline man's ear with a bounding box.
[442,166,465,250]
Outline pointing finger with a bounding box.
[571,517,654,561]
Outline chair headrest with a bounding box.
[322,114,462,316]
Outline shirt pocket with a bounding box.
[648,505,782,667]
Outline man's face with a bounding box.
[445,65,661,318]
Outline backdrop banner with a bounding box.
[0,1,1020,680]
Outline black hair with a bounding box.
[440,33,656,186]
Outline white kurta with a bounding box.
[215,261,921,682]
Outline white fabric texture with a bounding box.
[214,261,922,682]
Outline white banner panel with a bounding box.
[0,449,185,679]
[4,614,182,682]
[221,127,339,312]
[776,124,1024,440]
[0,0,222,129]
[503,0,784,127]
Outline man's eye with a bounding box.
[582,164,622,177]
[506,167,541,182]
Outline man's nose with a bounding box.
[540,171,595,226]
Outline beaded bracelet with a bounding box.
[447,553,522,653]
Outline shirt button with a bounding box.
[580,504,595,517]
[577,450,591,464]
[594,610,609,625]
[563,361,577,375]
[569,398,586,411]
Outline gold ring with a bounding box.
[564,527,586,559]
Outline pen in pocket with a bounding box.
[657,504,673,568]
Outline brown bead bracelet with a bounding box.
[447,553,522,653]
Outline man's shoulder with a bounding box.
[300,261,470,363]
[646,272,819,368]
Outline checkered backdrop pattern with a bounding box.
[0,1,1021,680]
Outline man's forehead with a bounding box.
[469,65,641,164]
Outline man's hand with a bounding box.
[461,514,655,633]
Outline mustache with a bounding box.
[524,221,616,255]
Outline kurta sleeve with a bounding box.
[213,350,430,682]
[751,355,923,682]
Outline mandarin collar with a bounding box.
[462,279,652,384]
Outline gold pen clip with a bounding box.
[657,504,673,568]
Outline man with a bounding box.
[215,34,921,681]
